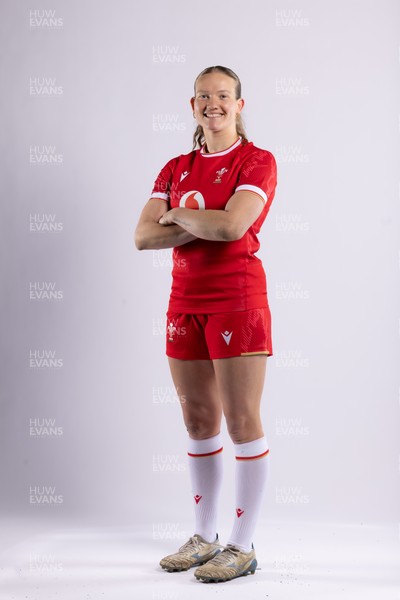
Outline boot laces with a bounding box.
[179,535,200,552]
[209,545,241,566]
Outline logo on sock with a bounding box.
[194,495,202,504]
[236,508,244,518]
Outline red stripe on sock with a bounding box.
[187,447,223,458]
[235,449,269,461]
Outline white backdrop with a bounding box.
[1,0,399,539]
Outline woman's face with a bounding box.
[191,72,244,134]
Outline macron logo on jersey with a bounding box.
[221,331,233,346]
[180,171,190,182]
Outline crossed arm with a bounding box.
[134,191,265,250]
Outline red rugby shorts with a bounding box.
[166,307,272,360]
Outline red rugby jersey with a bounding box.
[150,137,277,313]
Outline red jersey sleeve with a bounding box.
[150,156,179,201]
[235,149,277,205]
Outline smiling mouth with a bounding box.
[204,113,224,118]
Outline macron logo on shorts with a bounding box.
[221,331,233,346]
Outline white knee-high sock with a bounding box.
[187,433,223,543]
[227,436,269,552]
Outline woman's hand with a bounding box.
[135,200,196,250]
[159,208,177,226]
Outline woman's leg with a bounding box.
[213,355,269,552]
[168,357,222,440]
[213,355,266,443]
[168,358,223,543]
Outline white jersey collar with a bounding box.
[200,136,243,157]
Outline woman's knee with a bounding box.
[182,399,221,440]
[184,410,220,439]
[226,413,263,444]
[185,420,220,439]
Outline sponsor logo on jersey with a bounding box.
[213,167,228,183]
[180,170,190,182]
[179,190,205,210]
[221,331,233,345]
[194,495,202,504]
[236,508,244,518]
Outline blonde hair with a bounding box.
[192,66,248,151]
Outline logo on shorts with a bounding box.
[167,322,177,342]
[194,495,202,504]
[236,508,244,518]
[221,331,233,346]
